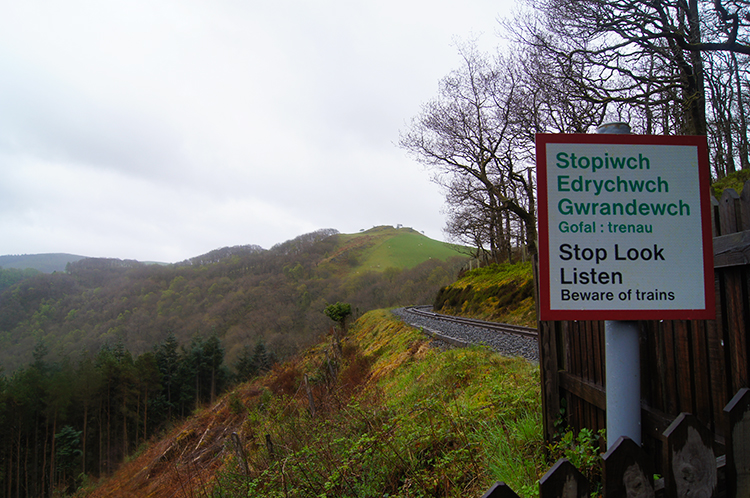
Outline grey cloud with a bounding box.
[0,57,187,180]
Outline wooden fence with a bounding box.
[529,182,750,496]
[481,387,750,497]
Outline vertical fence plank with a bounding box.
[581,321,593,430]
[719,189,741,235]
[723,267,748,394]
[570,321,586,376]
[539,458,589,498]
[673,321,695,414]
[724,388,750,498]
[575,395,585,433]
[663,321,679,415]
[581,321,591,384]
[539,321,559,443]
[712,195,720,236]
[596,321,605,384]
[602,436,655,498]
[560,320,569,372]
[647,322,667,412]
[563,320,575,431]
[689,320,712,430]
[663,413,717,498]
[706,319,728,436]
[567,321,581,430]
[592,321,604,388]
[739,180,750,230]
[540,321,562,443]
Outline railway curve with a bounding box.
[392,306,539,362]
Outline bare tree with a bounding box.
[511,0,750,139]
[400,43,538,261]
[704,47,750,177]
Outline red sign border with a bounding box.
[536,133,715,321]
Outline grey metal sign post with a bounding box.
[598,122,641,447]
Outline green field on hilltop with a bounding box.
[333,225,466,272]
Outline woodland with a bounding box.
[0,227,466,496]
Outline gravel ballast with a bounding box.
[391,307,539,363]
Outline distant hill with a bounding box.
[0,227,468,373]
[0,253,87,273]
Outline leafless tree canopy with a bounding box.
[402,1,750,262]
[400,45,541,263]
[510,0,750,174]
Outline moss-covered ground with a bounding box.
[434,262,537,327]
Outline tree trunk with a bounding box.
[33,416,39,498]
[685,0,708,136]
[210,368,216,405]
[15,418,20,498]
[195,373,200,411]
[107,386,111,474]
[6,445,11,498]
[99,398,104,475]
[122,394,128,462]
[143,387,148,444]
[732,52,749,170]
[135,391,141,447]
[41,420,48,498]
[49,409,57,495]
[82,402,88,475]
[24,436,29,498]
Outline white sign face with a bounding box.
[536,134,714,321]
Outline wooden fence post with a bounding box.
[230,432,249,477]
[724,387,750,498]
[663,412,717,498]
[304,374,316,417]
[265,433,275,459]
[602,436,655,498]
[539,458,589,498]
[480,482,521,498]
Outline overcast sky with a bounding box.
[0,1,513,263]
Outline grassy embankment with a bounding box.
[81,309,544,498]
[434,261,536,327]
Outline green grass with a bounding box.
[456,262,534,287]
[712,169,750,198]
[364,231,464,270]
[208,310,545,497]
[434,262,537,326]
[332,226,466,272]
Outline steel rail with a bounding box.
[403,305,539,339]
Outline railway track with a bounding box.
[403,305,538,339]
[394,306,540,362]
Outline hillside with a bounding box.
[0,253,87,273]
[0,227,467,373]
[80,310,544,497]
[325,225,465,272]
[434,262,536,327]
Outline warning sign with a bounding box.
[536,134,715,321]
